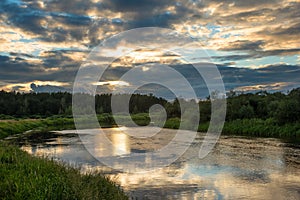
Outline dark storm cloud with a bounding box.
[212,55,255,62]
[259,22,300,37]
[216,36,300,61]
[128,12,176,28]
[260,48,300,57]
[221,64,300,91]
[101,0,172,12]
[219,1,299,25]
[15,0,180,31]
[1,0,299,94]
[172,63,300,94]
[0,55,10,62]
[255,64,300,74]
[101,67,131,81]
[121,63,300,98]
[0,49,84,83]
[213,48,300,62]
[0,0,93,43]
[37,50,85,82]
[214,1,300,28]
[231,9,272,18]
[12,0,194,32]
[1,1,46,35]
[21,0,101,15]
[2,0,299,48]
[41,50,83,68]
[219,40,264,52]
[216,8,274,25]
[206,0,280,8]
[9,52,35,58]
[275,1,300,19]
[0,57,35,82]
[50,13,91,26]
[100,0,194,29]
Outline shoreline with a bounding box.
[0,115,298,199]
[0,114,299,142]
[0,117,129,200]
[0,141,128,199]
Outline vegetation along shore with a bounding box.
[0,88,299,199]
[0,87,299,140]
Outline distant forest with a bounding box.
[0,88,300,125]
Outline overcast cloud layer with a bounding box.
[0,0,299,97]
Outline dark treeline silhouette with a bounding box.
[225,88,300,124]
[0,92,167,118]
[0,88,300,125]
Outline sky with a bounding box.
[0,0,299,98]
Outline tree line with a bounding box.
[0,88,299,125]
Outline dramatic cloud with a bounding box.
[0,0,299,95]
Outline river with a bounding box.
[21,127,300,200]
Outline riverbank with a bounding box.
[1,114,299,141]
[198,118,300,141]
[0,142,128,199]
[0,117,75,140]
[97,113,300,141]
[0,117,128,199]
[0,115,298,199]
[0,113,155,140]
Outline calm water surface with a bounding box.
[21,127,300,200]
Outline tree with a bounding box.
[274,99,300,124]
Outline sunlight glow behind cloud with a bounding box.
[0,0,299,95]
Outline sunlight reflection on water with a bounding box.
[21,127,300,200]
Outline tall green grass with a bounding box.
[0,142,128,200]
[0,118,75,140]
[0,114,152,140]
[222,118,300,139]
[0,115,299,141]
[163,117,299,141]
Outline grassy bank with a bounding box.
[0,114,298,199]
[0,114,148,140]
[100,114,300,140]
[223,119,300,138]
[157,117,299,141]
[1,114,299,141]
[197,119,299,140]
[0,118,75,140]
[0,142,128,200]
[0,117,128,199]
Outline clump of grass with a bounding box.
[0,142,128,200]
[198,122,209,132]
[113,113,151,126]
[164,118,180,129]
